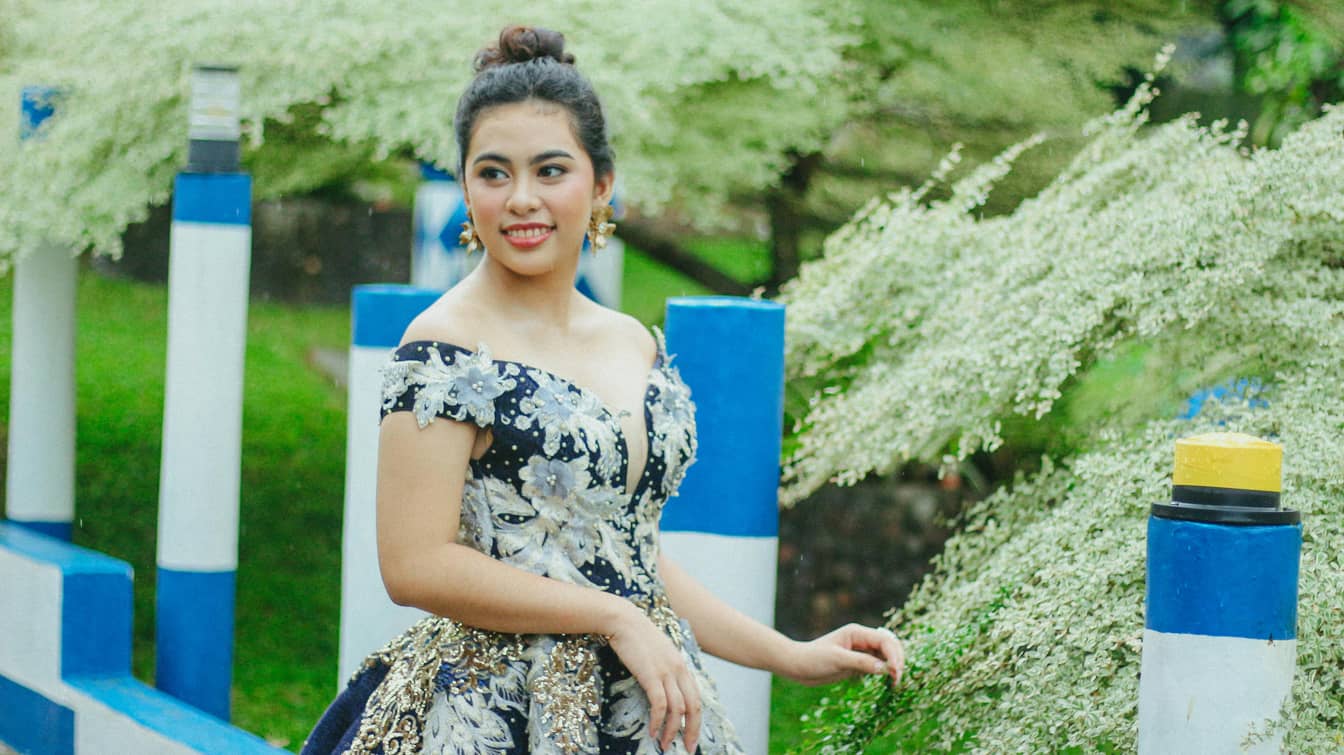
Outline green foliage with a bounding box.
[1223,0,1344,143]
[781,74,1344,748]
[1,1,1217,276]
[0,0,851,268]
[809,1,1210,221]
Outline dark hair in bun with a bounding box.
[473,25,575,71]
[455,26,613,180]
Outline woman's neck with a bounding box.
[466,254,585,333]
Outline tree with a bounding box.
[2,1,1214,290]
[779,66,1344,749]
[0,0,852,270]
[1220,0,1344,143]
[625,0,1215,292]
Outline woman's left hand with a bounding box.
[783,624,905,686]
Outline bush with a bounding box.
[780,64,1344,750]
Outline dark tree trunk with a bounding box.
[766,152,823,292]
[616,218,756,296]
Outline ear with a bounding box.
[593,170,615,207]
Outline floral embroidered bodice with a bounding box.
[312,330,743,755]
[379,334,697,600]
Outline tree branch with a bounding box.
[617,219,757,296]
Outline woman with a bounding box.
[303,25,904,755]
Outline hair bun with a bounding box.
[474,25,575,72]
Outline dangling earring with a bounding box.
[587,204,616,252]
[459,212,482,254]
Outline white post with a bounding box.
[1139,433,1302,753]
[155,65,248,720]
[410,165,476,290]
[6,85,77,542]
[409,168,624,309]
[575,235,623,309]
[661,297,784,755]
[337,284,439,684]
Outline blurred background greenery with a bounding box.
[1,0,1341,751]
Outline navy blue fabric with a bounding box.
[301,664,390,755]
[301,338,733,754]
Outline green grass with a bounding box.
[0,268,351,747]
[0,246,834,751]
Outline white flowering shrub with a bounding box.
[781,74,1344,750]
[0,0,851,269]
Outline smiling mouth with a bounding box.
[503,226,555,239]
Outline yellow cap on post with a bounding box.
[1173,432,1281,493]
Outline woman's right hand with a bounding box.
[605,601,702,753]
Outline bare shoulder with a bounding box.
[592,305,657,365]
[398,289,490,350]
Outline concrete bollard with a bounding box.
[337,284,439,683]
[155,65,250,719]
[155,170,252,721]
[6,85,77,542]
[661,296,784,755]
[1139,432,1302,753]
[410,165,475,291]
[409,165,623,308]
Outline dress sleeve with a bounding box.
[379,342,519,429]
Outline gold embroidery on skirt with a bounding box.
[342,593,683,755]
[529,637,603,753]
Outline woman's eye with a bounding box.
[539,165,566,178]
[479,167,507,181]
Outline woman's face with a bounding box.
[462,99,613,278]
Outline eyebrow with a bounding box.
[472,149,575,166]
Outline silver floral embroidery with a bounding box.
[648,366,697,495]
[380,343,520,428]
[351,335,743,754]
[493,454,628,584]
[514,369,624,482]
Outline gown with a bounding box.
[301,330,745,755]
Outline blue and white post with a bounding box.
[410,165,475,290]
[410,168,622,308]
[155,65,250,720]
[6,86,77,542]
[662,296,784,755]
[337,285,438,683]
[1139,432,1302,753]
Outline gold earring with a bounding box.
[587,204,616,252]
[458,214,482,254]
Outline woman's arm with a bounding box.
[376,411,626,631]
[659,554,905,686]
[376,411,702,752]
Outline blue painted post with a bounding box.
[155,66,248,720]
[1139,432,1302,753]
[337,285,441,683]
[661,296,784,755]
[410,164,474,291]
[409,165,624,308]
[6,86,77,542]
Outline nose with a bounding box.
[505,175,542,215]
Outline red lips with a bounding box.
[501,223,555,249]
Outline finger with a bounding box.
[844,624,890,653]
[877,627,905,681]
[842,648,888,676]
[646,678,667,744]
[846,626,905,678]
[680,670,703,753]
[661,680,686,752]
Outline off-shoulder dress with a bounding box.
[301,332,744,755]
